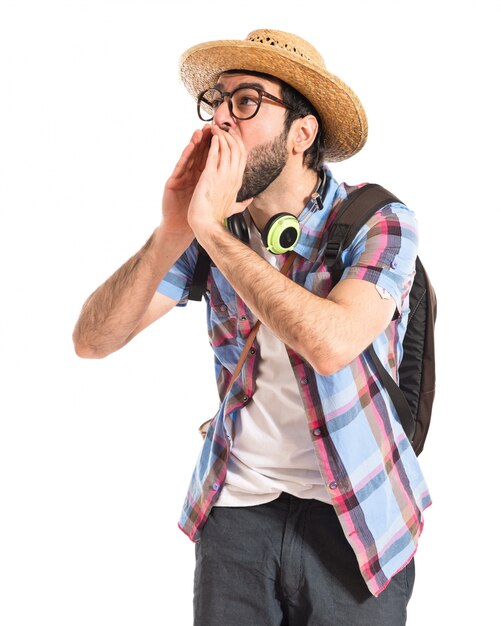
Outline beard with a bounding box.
[236,127,289,202]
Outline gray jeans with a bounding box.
[194,492,415,626]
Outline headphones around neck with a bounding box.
[226,168,328,255]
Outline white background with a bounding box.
[0,1,499,624]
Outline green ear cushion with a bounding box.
[265,214,301,254]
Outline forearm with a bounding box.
[197,224,344,374]
[73,225,193,358]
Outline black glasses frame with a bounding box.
[197,86,293,122]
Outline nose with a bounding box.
[212,95,236,131]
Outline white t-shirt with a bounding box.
[214,219,331,507]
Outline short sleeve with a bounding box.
[156,240,199,307]
[341,203,419,313]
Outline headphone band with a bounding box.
[310,168,328,211]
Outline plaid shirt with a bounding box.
[157,168,431,597]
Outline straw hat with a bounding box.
[179,29,368,162]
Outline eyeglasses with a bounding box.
[197,86,293,122]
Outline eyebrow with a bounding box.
[213,81,267,92]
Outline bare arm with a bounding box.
[73,125,212,358]
[72,226,188,358]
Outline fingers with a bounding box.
[214,128,231,172]
[177,124,247,184]
[205,134,219,174]
[187,125,251,231]
[193,125,212,173]
[171,128,201,174]
[169,125,212,181]
[171,140,195,177]
[210,126,247,180]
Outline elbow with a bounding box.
[310,354,350,376]
[74,347,104,359]
[309,345,353,377]
[312,357,345,377]
[73,343,105,359]
[72,333,109,360]
[311,340,373,376]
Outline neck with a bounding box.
[248,164,320,232]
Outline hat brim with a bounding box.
[180,40,368,162]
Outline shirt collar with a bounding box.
[293,167,340,262]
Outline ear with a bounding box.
[290,115,319,155]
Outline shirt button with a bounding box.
[250,348,256,355]
[313,428,322,437]
[240,316,247,321]
[242,395,249,402]
[212,483,220,491]
[300,377,308,385]
[329,481,337,490]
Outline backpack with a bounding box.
[324,184,437,455]
[188,183,437,456]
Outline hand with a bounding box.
[187,126,253,240]
[160,125,212,235]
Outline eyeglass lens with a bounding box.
[199,88,262,121]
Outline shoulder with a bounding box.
[333,181,418,242]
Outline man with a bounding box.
[73,29,430,625]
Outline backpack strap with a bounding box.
[326,184,415,443]
[325,184,401,286]
[188,243,211,301]
[367,344,415,442]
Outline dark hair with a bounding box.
[280,81,325,171]
[221,70,326,171]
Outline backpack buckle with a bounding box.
[324,224,350,267]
